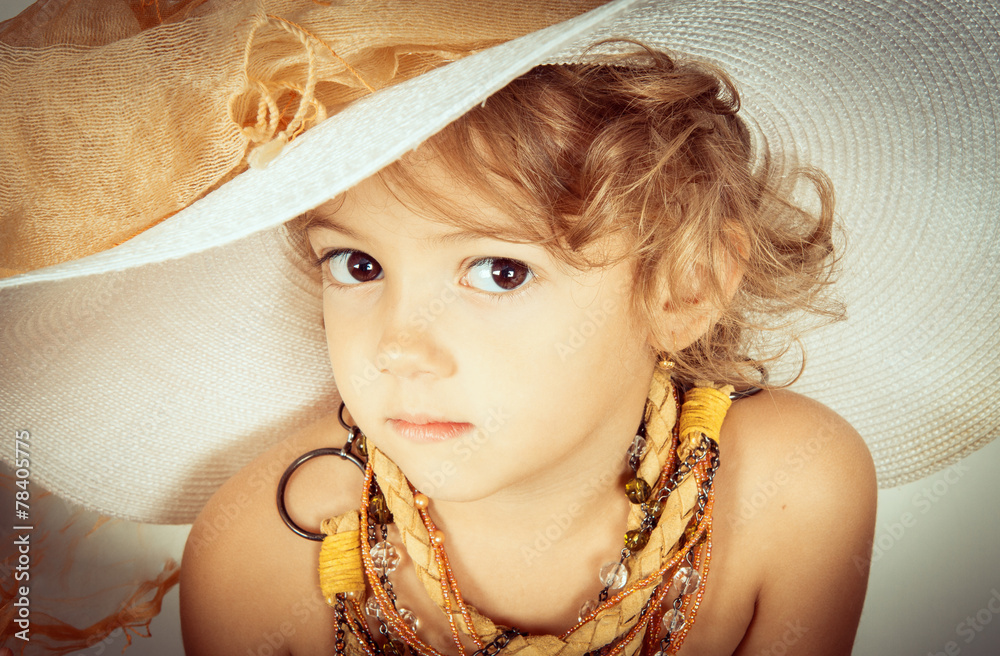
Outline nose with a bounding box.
[374,282,456,380]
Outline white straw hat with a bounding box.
[1,0,997,524]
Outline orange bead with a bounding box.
[431,529,446,546]
[413,492,430,510]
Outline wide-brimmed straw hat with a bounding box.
[1,0,997,524]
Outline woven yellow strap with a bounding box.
[369,450,444,612]
[318,510,365,603]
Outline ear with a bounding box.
[647,243,743,354]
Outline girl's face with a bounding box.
[307,161,657,502]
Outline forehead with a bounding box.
[307,146,632,271]
[310,153,533,244]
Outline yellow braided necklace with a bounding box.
[280,368,734,655]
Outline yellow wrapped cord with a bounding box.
[318,510,365,603]
[679,382,735,447]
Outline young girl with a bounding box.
[4,1,995,655]
[180,50,876,655]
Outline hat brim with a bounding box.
[1,0,997,523]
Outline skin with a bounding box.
[180,161,877,655]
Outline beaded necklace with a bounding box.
[284,368,733,656]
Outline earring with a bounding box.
[657,352,675,371]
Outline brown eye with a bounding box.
[468,257,534,293]
[327,250,383,284]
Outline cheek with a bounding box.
[486,295,649,432]
[539,288,648,375]
[322,297,372,395]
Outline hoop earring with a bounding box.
[275,402,367,541]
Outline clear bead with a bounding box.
[672,566,700,595]
[599,561,628,590]
[662,607,686,634]
[578,598,599,622]
[398,607,420,631]
[371,541,400,575]
[365,596,384,620]
[627,435,647,460]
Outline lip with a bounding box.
[387,417,474,443]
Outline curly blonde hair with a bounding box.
[307,45,842,388]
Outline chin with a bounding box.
[397,459,502,502]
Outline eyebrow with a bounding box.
[307,213,512,246]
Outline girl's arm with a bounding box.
[720,390,878,655]
[180,414,353,656]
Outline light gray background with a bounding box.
[2,1,998,654]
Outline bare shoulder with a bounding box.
[180,413,362,656]
[719,388,876,507]
[713,389,877,655]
